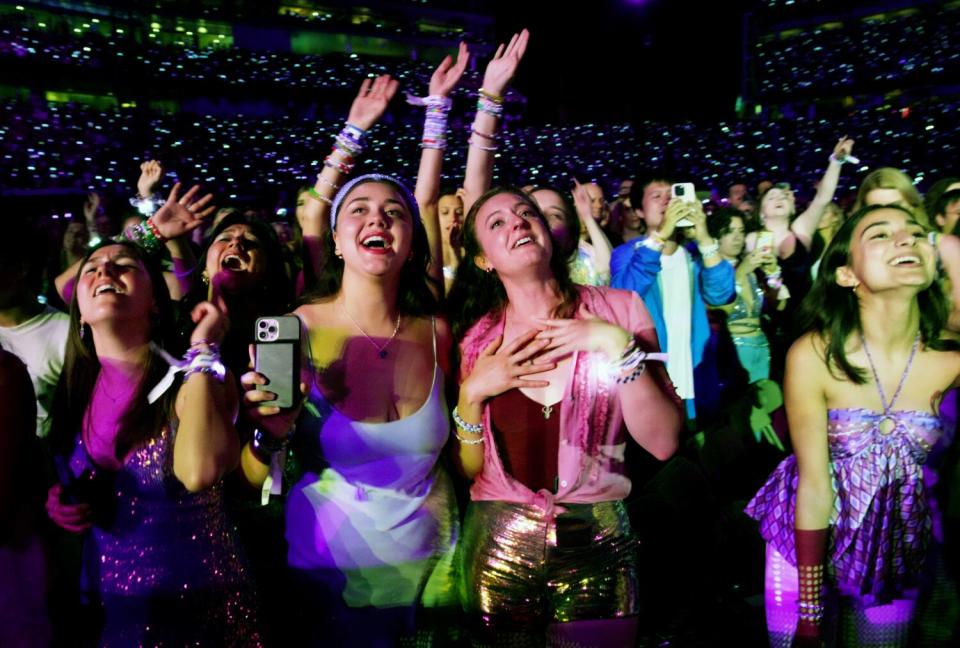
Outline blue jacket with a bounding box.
[610,238,735,417]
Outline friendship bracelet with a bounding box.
[455,432,484,445]
[452,405,483,434]
[315,174,340,191]
[476,96,504,118]
[307,187,333,205]
[478,88,504,104]
[468,136,498,152]
[183,351,226,383]
[471,127,497,140]
[642,233,665,252]
[145,217,167,245]
[697,240,719,260]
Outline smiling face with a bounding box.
[332,181,414,278]
[204,223,267,294]
[77,244,155,328]
[760,187,795,225]
[473,191,552,277]
[840,207,935,295]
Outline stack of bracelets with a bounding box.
[183,340,226,383]
[698,240,720,260]
[469,88,503,152]
[409,94,452,150]
[611,337,647,384]
[324,122,367,176]
[452,406,484,445]
[121,216,167,255]
[250,427,294,464]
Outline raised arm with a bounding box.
[413,42,469,290]
[173,302,240,492]
[299,75,399,284]
[462,29,529,214]
[147,183,216,299]
[572,180,613,280]
[791,136,855,250]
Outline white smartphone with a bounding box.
[671,182,696,227]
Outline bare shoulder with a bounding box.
[293,299,336,328]
[786,332,825,369]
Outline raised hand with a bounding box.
[535,306,631,363]
[429,42,470,97]
[347,74,400,131]
[83,191,101,221]
[832,136,855,162]
[460,328,554,405]
[481,29,530,97]
[571,179,592,223]
[137,160,165,198]
[189,301,229,347]
[151,182,215,241]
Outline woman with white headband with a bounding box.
[239,48,468,646]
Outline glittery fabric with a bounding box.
[69,428,261,646]
[746,408,943,602]
[458,500,638,643]
[568,243,609,287]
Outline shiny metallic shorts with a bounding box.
[459,500,639,628]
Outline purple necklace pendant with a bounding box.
[378,349,388,359]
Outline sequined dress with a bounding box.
[746,408,942,602]
[68,427,260,646]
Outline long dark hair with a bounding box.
[797,203,957,383]
[447,186,580,341]
[528,185,580,262]
[48,241,182,459]
[301,178,441,317]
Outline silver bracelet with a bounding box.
[455,432,484,445]
[452,405,482,434]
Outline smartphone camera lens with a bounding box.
[269,325,277,334]
[258,321,268,329]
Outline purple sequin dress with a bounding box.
[69,427,261,646]
[746,408,942,602]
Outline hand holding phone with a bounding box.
[254,316,301,409]
[757,231,774,255]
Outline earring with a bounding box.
[201,270,209,286]
[485,266,494,274]
[79,319,86,339]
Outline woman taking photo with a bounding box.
[746,204,960,646]
[241,48,469,646]
[44,220,258,644]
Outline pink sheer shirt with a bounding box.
[459,285,674,515]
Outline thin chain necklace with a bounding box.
[339,299,402,359]
[859,331,920,435]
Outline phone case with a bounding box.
[254,316,301,409]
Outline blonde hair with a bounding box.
[854,167,927,226]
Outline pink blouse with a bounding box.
[459,285,675,516]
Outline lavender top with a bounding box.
[746,407,942,602]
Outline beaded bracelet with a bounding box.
[477,95,504,118]
[183,351,226,383]
[642,233,666,252]
[452,405,482,434]
[698,240,720,260]
[307,187,333,205]
[316,174,340,192]
[468,136,498,152]
[479,88,504,104]
[408,94,452,150]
